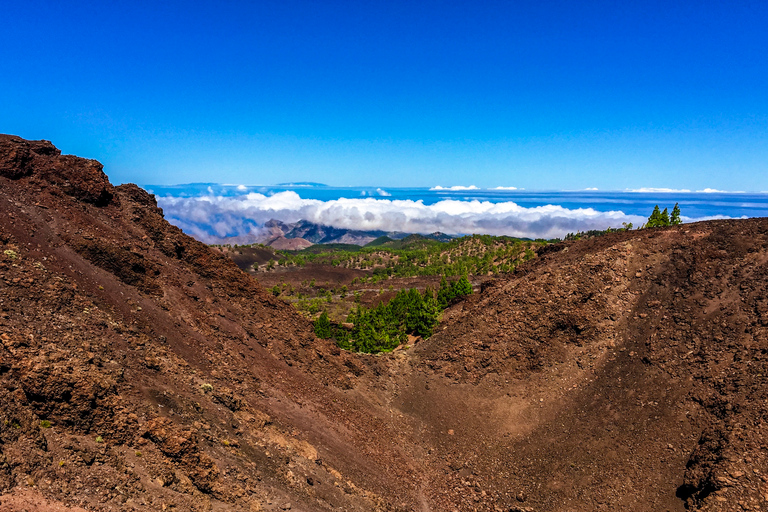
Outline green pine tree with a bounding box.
[670,203,682,225]
[412,288,439,338]
[437,275,454,308]
[314,311,332,339]
[661,207,670,226]
[452,274,473,297]
[646,205,663,228]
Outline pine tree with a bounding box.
[413,288,439,338]
[646,205,664,228]
[452,274,473,297]
[437,275,453,308]
[314,311,332,339]
[670,203,682,225]
[661,207,670,226]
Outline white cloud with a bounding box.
[492,186,518,190]
[430,185,480,191]
[627,187,692,193]
[236,184,247,191]
[376,188,392,197]
[584,187,598,191]
[695,188,745,194]
[158,190,649,243]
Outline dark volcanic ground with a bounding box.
[1,135,768,512]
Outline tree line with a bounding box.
[644,203,682,228]
[314,274,473,353]
[564,203,683,240]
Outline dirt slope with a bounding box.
[1,135,767,512]
[410,221,768,511]
[0,136,420,512]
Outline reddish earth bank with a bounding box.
[1,135,767,511]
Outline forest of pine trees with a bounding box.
[314,274,473,353]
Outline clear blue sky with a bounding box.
[2,0,767,190]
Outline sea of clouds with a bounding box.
[157,190,647,243]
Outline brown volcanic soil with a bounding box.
[412,222,768,511]
[1,135,768,512]
[216,245,278,270]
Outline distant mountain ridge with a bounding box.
[256,219,456,248]
[274,181,328,187]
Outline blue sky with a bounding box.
[2,0,767,191]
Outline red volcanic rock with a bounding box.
[0,134,113,205]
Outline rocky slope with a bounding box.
[1,135,767,512]
[412,220,768,511]
[0,135,418,512]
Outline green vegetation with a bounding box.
[315,275,473,353]
[645,203,682,228]
[564,222,633,241]
[297,243,362,254]
[260,234,538,282]
[39,420,52,429]
[671,203,682,225]
[437,274,472,308]
[566,203,684,239]
[313,311,333,338]
[365,235,394,247]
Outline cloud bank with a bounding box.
[628,187,692,193]
[157,191,647,243]
[430,185,479,191]
[696,188,745,194]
